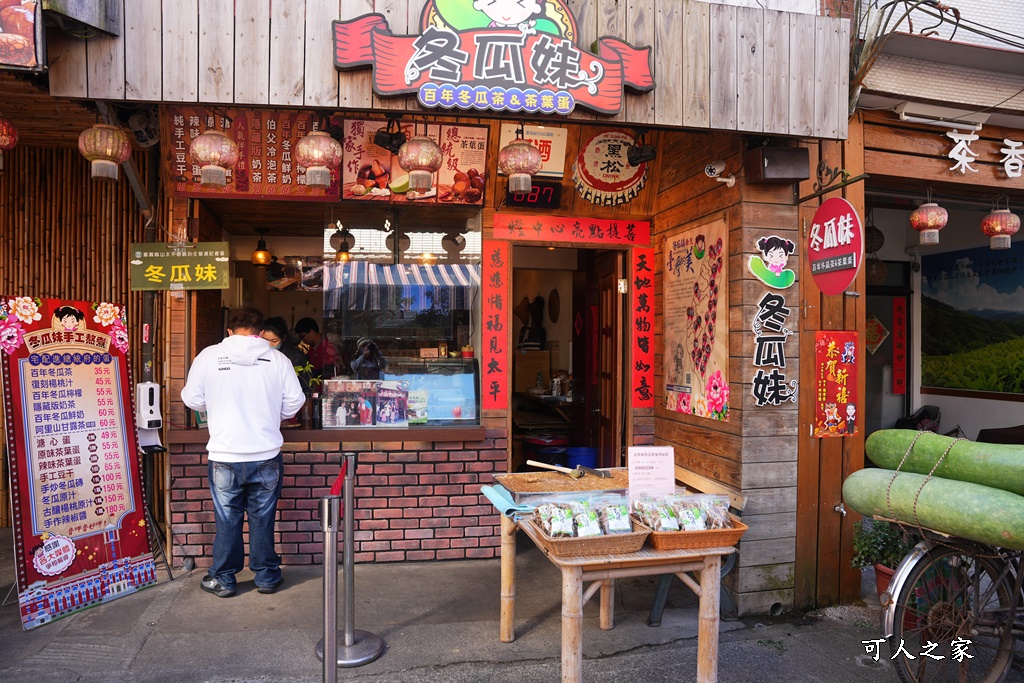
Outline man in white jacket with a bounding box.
[181,307,306,598]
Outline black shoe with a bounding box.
[201,575,235,598]
[257,578,283,595]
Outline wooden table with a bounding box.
[500,515,736,683]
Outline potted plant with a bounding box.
[851,518,915,597]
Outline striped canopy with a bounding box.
[324,262,481,312]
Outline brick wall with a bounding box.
[169,433,506,567]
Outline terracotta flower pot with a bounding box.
[874,563,895,598]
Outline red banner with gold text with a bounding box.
[631,248,654,408]
[494,214,650,246]
[481,242,509,410]
[813,330,859,438]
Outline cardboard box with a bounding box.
[514,350,550,392]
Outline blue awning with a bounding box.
[324,262,481,312]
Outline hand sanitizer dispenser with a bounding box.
[136,382,163,430]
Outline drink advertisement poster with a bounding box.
[0,297,156,630]
[813,330,859,438]
[663,219,730,421]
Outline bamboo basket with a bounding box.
[637,514,748,550]
[528,518,649,557]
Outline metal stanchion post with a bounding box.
[320,495,341,683]
[316,451,384,670]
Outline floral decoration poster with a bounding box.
[0,297,156,629]
[663,219,729,420]
[813,330,859,438]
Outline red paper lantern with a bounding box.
[295,130,342,189]
[908,202,948,245]
[980,209,1021,250]
[0,116,17,173]
[78,123,132,181]
[189,130,239,188]
[397,135,443,193]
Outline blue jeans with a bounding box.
[208,454,283,591]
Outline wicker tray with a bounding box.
[528,518,650,558]
[638,514,748,550]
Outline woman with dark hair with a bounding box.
[54,306,85,331]
[262,317,311,393]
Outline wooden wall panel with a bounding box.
[270,0,307,106]
[43,0,849,140]
[235,0,271,105]
[304,0,342,108]
[125,0,164,101]
[198,0,235,103]
[163,0,200,102]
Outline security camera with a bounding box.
[704,160,726,178]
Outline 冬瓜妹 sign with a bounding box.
[333,1,654,116]
[807,198,863,296]
[129,242,230,291]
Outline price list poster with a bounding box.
[1,297,156,630]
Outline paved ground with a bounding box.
[0,527,1017,682]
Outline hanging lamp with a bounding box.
[0,116,17,173]
[295,130,343,189]
[189,130,239,188]
[980,198,1021,250]
[78,123,132,181]
[908,190,947,245]
[497,122,542,194]
[397,126,443,193]
[251,229,272,266]
[330,221,355,262]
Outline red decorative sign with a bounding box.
[631,248,654,408]
[482,241,509,410]
[167,107,340,201]
[573,130,647,206]
[494,214,651,246]
[1,297,156,629]
[807,198,864,296]
[333,2,654,116]
[892,297,907,395]
[813,330,859,438]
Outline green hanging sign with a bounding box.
[129,242,231,291]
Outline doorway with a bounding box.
[509,246,625,471]
[864,260,913,437]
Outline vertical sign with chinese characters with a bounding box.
[0,297,155,630]
[750,292,798,407]
[129,243,230,291]
[631,248,654,408]
[166,107,340,200]
[663,220,729,420]
[892,298,907,395]
[813,331,859,438]
[481,241,509,411]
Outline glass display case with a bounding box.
[383,358,479,426]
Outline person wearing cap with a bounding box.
[350,337,388,380]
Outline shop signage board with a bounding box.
[627,446,676,502]
[945,130,1024,176]
[631,248,654,409]
[751,291,798,407]
[807,197,863,296]
[340,119,487,205]
[497,124,567,178]
[813,330,859,438]
[663,219,729,421]
[482,241,509,411]
[0,2,42,71]
[332,1,654,116]
[0,297,156,630]
[572,130,648,206]
[493,214,651,246]
[166,107,340,201]
[129,242,230,291]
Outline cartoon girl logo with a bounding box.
[693,234,706,260]
[52,305,86,332]
[747,235,797,289]
[422,0,577,40]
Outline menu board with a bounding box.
[340,119,487,206]
[0,297,155,630]
[166,107,340,201]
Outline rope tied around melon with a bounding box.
[883,432,1003,558]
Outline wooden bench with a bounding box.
[647,465,747,626]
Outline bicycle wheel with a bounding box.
[889,546,1015,683]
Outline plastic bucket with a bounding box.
[566,447,598,469]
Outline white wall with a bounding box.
[872,205,1024,439]
[699,0,817,13]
